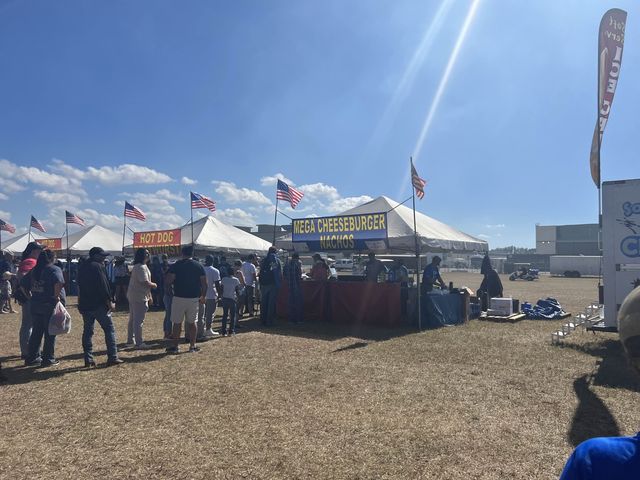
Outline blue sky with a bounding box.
[0,0,638,247]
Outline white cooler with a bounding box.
[489,298,513,316]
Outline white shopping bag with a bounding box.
[48,301,72,335]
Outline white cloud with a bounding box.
[216,208,257,226]
[477,234,491,239]
[181,176,197,185]
[118,190,186,230]
[213,181,272,206]
[0,209,10,219]
[485,224,506,229]
[0,177,26,194]
[326,195,373,213]
[0,193,8,201]
[260,173,294,186]
[298,182,340,201]
[50,159,173,186]
[34,190,86,206]
[0,159,79,191]
[85,164,172,185]
[95,198,106,204]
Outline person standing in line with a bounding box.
[150,256,164,309]
[17,242,42,359]
[220,268,241,336]
[113,257,129,309]
[198,254,221,339]
[126,248,156,349]
[233,260,246,319]
[259,246,282,327]
[77,247,123,367]
[165,245,207,354]
[422,256,446,293]
[23,249,65,367]
[283,252,303,325]
[162,254,174,338]
[390,259,410,317]
[241,254,257,317]
[1,271,16,313]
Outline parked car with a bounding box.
[333,259,353,271]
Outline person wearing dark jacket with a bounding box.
[478,255,503,311]
[77,247,123,368]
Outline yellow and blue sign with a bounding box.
[292,213,388,250]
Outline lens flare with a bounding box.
[412,0,482,162]
[365,0,455,157]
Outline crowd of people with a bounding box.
[0,244,504,382]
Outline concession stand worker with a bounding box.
[364,252,387,282]
[422,256,446,293]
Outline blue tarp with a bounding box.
[522,297,566,320]
[420,292,463,329]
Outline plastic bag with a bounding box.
[48,301,72,335]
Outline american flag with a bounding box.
[276,179,304,209]
[124,201,147,221]
[65,210,86,226]
[411,160,426,200]
[30,215,46,233]
[0,219,16,234]
[190,191,216,212]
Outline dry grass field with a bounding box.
[1,272,639,479]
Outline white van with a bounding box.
[333,259,353,271]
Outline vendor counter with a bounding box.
[276,281,468,329]
[276,280,401,327]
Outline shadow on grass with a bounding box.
[331,342,368,353]
[568,375,621,447]
[234,315,417,342]
[559,339,640,392]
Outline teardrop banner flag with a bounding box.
[590,8,627,187]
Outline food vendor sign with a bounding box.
[39,238,63,251]
[133,228,182,255]
[292,213,388,251]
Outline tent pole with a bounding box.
[411,157,422,331]
[66,222,70,276]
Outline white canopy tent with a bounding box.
[65,224,127,255]
[126,215,272,256]
[1,232,50,255]
[187,215,272,255]
[277,195,488,253]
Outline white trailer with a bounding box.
[550,256,602,277]
[602,179,640,328]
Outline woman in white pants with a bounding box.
[126,248,156,349]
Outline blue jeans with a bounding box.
[288,286,303,324]
[221,298,237,334]
[260,284,279,326]
[82,306,118,363]
[19,301,33,358]
[163,294,173,335]
[26,306,56,364]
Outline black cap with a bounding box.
[89,247,108,258]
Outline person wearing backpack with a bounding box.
[259,246,282,327]
[23,249,65,367]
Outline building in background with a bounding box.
[536,224,600,256]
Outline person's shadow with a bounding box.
[567,374,621,447]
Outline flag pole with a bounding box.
[190,198,195,250]
[411,157,422,331]
[65,221,70,276]
[273,196,279,245]
[122,204,127,256]
[28,217,32,242]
